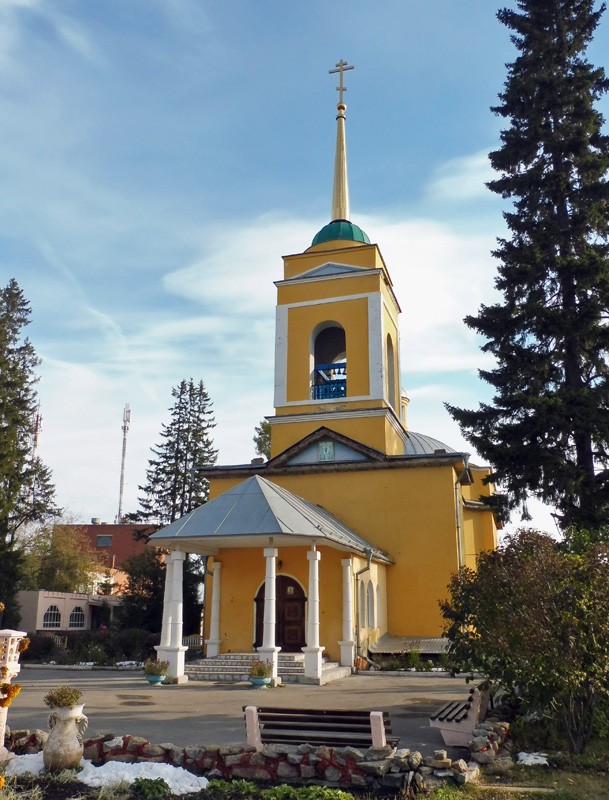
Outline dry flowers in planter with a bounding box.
[250,659,273,678]
[43,686,83,709]
[143,659,169,676]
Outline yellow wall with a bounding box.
[205,545,347,661]
[269,411,406,457]
[208,462,486,640]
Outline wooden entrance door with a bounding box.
[254,576,306,651]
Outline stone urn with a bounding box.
[43,704,88,771]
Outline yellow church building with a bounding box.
[150,61,498,684]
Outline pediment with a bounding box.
[267,427,386,469]
[297,262,369,279]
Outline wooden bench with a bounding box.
[244,705,399,751]
[428,687,489,747]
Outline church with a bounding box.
[150,61,498,683]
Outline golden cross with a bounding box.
[329,59,354,105]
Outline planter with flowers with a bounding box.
[249,658,273,688]
[43,686,88,771]
[143,658,169,685]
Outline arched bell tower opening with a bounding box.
[386,333,397,411]
[311,322,347,400]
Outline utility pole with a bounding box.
[116,403,131,523]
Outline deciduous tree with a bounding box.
[447,1,609,530]
[440,529,609,753]
[252,419,271,460]
[20,522,99,593]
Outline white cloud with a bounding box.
[425,150,494,203]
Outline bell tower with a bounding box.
[269,62,409,458]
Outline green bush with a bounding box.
[130,777,171,800]
[18,634,57,662]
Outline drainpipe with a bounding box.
[455,457,470,577]
[354,548,372,658]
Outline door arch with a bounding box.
[254,575,307,651]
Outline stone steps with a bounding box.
[185,652,351,685]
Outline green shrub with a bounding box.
[130,777,171,800]
[405,650,421,669]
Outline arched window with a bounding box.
[43,605,61,628]
[367,582,376,628]
[69,606,86,628]
[312,324,347,399]
[386,334,397,410]
[376,584,382,629]
[358,580,366,628]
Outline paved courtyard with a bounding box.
[8,666,472,756]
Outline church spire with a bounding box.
[329,59,354,222]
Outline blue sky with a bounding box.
[5,0,607,532]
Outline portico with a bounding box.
[149,474,392,683]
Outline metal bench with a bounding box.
[428,687,489,746]
[244,705,399,751]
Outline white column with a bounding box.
[205,561,222,657]
[155,549,188,683]
[257,546,280,682]
[303,546,324,680]
[159,556,174,648]
[339,557,355,667]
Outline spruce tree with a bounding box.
[135,379,218,524]
[447,1,609,530]
[0,279,59,624]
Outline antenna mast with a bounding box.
[116,403,131,523]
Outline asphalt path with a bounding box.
[8,667,472,757]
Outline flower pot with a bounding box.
[249,676,271,688]
[145,674,166,685]
[43,704,88,772]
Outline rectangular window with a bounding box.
[96,535,113,547]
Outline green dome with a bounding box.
[311,219,370,247]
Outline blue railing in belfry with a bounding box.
[312,380,347,399]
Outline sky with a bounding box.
[4,0,607,533]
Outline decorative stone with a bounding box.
[231,766,272,780]
[343,747,364,761]
[470,735,491,751]
[407,751,422,769]
[471,749,496,764]
[142,744,166,757]
[394,748,411,758]
[126,736,148,752]
[451,758,468,774]
[287,752,304,764]
[359,760,390,777]
[300,765,315,778]
[277,761,299,779]
[419,766,434,775]
[103,736,124,752]
[323,766,342,782]
[489,756,514,775]
[434,749,448,760]
[379,772,405,789]
[349,774,368,787]
[423,756,452,769]
[364,745,395,761]
[433,769,454,778]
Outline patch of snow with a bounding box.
[517,752,549,766]
[4,754,209,795]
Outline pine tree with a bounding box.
[0,279,59,624]
[447,1,609,530]
[135,379,218,524]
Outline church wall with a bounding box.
[209,463,465,640]
[269,413,406,457]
